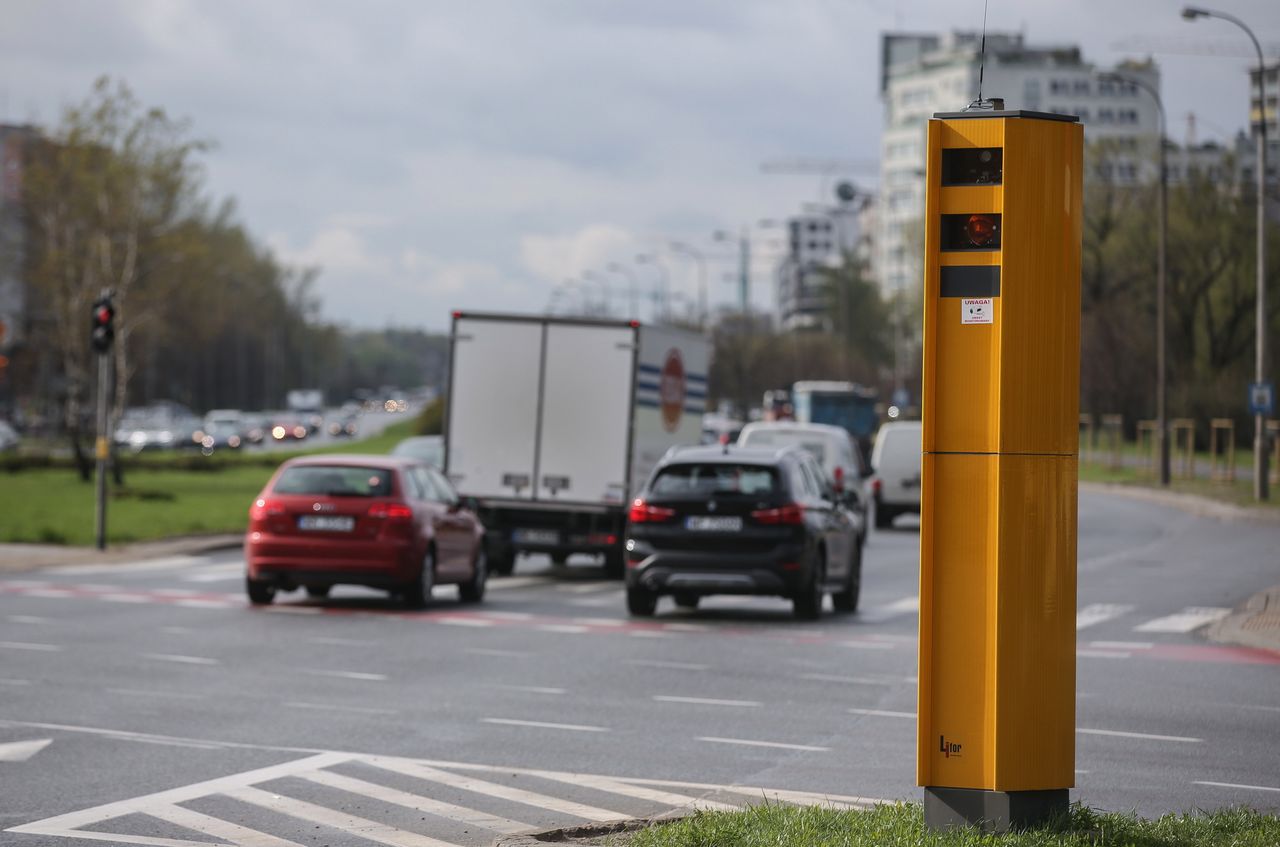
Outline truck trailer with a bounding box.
[444,312,711,577]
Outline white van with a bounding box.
[869,420,922,529]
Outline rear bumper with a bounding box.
[624,539,812,597]
[244,532,418,587]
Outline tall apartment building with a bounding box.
[875,32,1160,296]
[0,124,37,355]
[775,192,865,331]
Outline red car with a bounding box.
[244,454,487,608]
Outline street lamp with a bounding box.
[1101,71,1170,487]
[606,262,640,320]
[668,241,708,329]
[712,228,751,313]
[634,253,669,322]
[1183,5,1270,500]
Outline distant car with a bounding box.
[736,421,870,547]
[327,412,360,438]
[0,420,19,453]
[624,444,863,620]
[270,417,310,442]
[391,435,444,468]
[114,408,203,452]
[194,419,245,452]
[869,420,922,529]
[244,455,488,608]
[242,415,268,445]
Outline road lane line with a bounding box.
[306,636,376,646]
[22,588,74,598]
[1078,728,1202,743]
[537,624,589,633]
[1195,780,1280,794]
[560,583,614,594]
[494,685,566,695]
[0,641,62,652]
[799,673,898,685]
[101,594,150,603]
[522,769,738,811]
[1135,607,1232,633]
[437,617,494,627]
[848,708,915,719]
[7,615,51,624]
[482,611,535,620]
[484,576,552,590]
[54,556,200,575]
[626,659,708,670]
[1076,604,1134,630]
[301,669,388,681]
[1089,641,1154,650]
[107,688,202,700]
[858,596,920,623]
[142,653,219,666]
[262,606,323,615]
[364,756,627,821]
[225,785,456,847]
[697,736,830,752]
[285,702,399,716]
[300,769,533,834]
[148,803,306,847]
[839,641,896,650]
[573,617,626,626]
[1076,649,1132,659]
[0,678,32,686]
[653,695,761,708]
[481,718,608,733]
[464,647,531,657]
[662,622,712,632]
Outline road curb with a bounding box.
[1207,584,1280,655]
[1079,481,1280,525]
[492,814,686,846]
[0,533,243,574]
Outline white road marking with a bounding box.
[143,653,219,666]
[0,641,62,652]
[100,594,150,603]
[522,769,738,812]
[537,624,589,633]
[485,576,552,590]
[1076,603,1134,630]
[840,641,896,650]
[364,755,626,821]
[1089,641,1154,650]
[1077,649,1132,659]
[284,701,398,716]
[573,617,626,626]
[653,695,761,708]
[697,736,831,752]
[437,617,494,627]
[494,685,566,695]
[1078,728,1202,743]
[629,630,671,638]
[1134,606,1232,633]
[7,615,51,624]
[306,636,375,646]
[848,708,916,719]
[107,688,201,700]
[262,606,323,615]
[464,647,531,657]
[226,785,456,847]
[300,769,534,834]
[481,611,535,620]
[151,588,203,597]
[22,588,74,598]
[626,659,708,671]
[481,718,608,733]
[54,556,201,575]
[1233,703,1280,714]
[174,598,235,609]
[302,669,388,681]
[0,738,52,762]
[858,596,920,623]
[799,673,897,685]
[662,622,712,632]
[0,678,32,686]
[567,594,625,608]
[560,582,615,594]
[1195,780,1280,794]
[147,803,306,847]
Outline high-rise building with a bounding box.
[0,124,37,356]
[775,191,865,331]
[875,32,1160,296]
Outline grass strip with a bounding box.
[622,803,1280,847]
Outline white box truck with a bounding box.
[444,312,711,577]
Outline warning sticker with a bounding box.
[961,298,993,324]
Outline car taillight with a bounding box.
[368,502,413,521]
[249,498,284,521]
[833,465,845,493]
[751,503,805,525]
[871,478,882,494]
[628,499,675,523]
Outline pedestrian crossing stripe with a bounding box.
[7,751,878,847]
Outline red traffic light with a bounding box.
[965,214,998,248]
[95,306,112,325]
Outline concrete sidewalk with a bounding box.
[0,534,242,574]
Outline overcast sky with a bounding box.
[2,0,1276,331]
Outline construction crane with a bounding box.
[759,157,879,203]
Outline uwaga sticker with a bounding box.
[961,297,993,324]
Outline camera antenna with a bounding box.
[965,0,1003,111]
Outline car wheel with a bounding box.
[832,543,862,613]
[627,586,658,617]
[304,585,331,599]
[602,549,625,580]
[458,548,488,604]
[404,549,436,610]
[246,578,276,606]
[490,549,516,576]
[793,553,825,621]
[551,553,569,566]
[673,592,699,610]
[875,506,895,530]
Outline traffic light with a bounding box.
[90,296,115,354]
[918,109,1083,831]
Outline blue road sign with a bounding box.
[1249,382,1275,416]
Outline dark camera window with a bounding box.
[941,148,1003,185]
[941,213,1002,251]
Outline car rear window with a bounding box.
[273,465,394,497]
[650,463,778,497]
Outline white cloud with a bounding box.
[519,224,641,283]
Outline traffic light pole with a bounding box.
[94,346,109,551]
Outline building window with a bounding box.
[1098,108,1114,123]
[1073,79,1090,95]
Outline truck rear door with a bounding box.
[447,317,542,500]
[535,323,636,504]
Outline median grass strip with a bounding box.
[621,803,1280,847]
[0,419,419,545]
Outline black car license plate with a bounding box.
[685,516,742,531]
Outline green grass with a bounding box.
[622,803,1280,847]
[0,420,418,546]
[1079,459,1280,511]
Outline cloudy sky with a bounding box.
[2,0,1276,331]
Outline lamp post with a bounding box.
[606,261,640,320]
[668,241,708,329]
[635,253,669,322]
[582,270,616,316]
[1102,71,1170,487]
[1182,5,1270,500]
[713,228,751,313]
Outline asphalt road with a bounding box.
[1,489,1278,847]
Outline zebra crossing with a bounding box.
[7,750,877,847]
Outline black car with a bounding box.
[624,444,863,620]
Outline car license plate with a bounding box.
[297,515,355,532]
[685,516,742,532]
[513,528,559,545]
